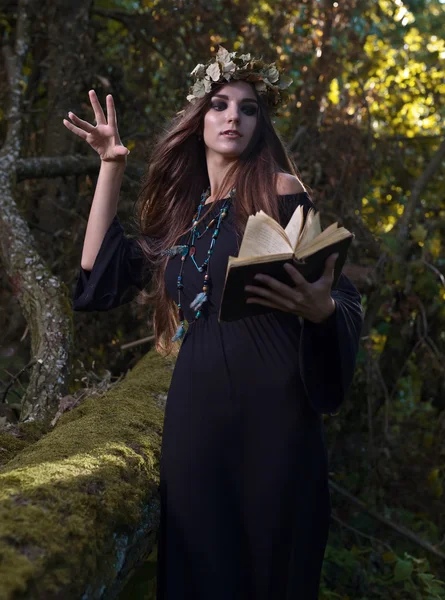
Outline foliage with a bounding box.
[320,544,445,600]
[0,0,444,597]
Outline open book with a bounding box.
[218,204,354,322]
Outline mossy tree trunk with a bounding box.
[0,0,73,423]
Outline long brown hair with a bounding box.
[136,81,304,357]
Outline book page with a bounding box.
[255,211,290,241]
[238,213,293,259]
[297,222,337,254]
[296,226,352,258]
[295,210,322,251]
[284,205,304,249]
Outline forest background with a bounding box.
[0,0,445,598]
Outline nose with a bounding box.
[226,103,241,124]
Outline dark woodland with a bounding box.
[1,0,444,598]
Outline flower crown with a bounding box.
[186,46,293,110]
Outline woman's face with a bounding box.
[202,81,258,158]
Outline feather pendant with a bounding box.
[171,323,185,342]
[190,291,208,311]
[161,245,189,258]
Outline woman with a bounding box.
[65,47,363,600]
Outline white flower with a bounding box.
[222,60,236,74]
[192,80,206,97]
[206,62,221,81]
[190,63,206,78]
[216,46,230,61]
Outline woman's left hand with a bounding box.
[244,253,338,324]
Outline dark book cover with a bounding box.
[218,234,353,323]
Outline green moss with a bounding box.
[0,434,28,466]
[0,421,51,467]
[17,420,52,443]
[0,349,175,599]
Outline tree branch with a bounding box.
[396,136,445,243]
[91,8,174,64]
[331,511,393,552]
[15,155,145,182]
[329,479,445,561]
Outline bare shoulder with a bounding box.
[275,172,306,195]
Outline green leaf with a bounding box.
[394,559,413,582]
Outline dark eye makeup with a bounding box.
[211,101,257,116]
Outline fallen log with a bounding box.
[0,349,174,600]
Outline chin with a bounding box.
[221,149,242,157]
[212,144,245,158]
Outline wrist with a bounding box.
[318,298,336,324]
[305,298,336,325]
[100,158,127,171]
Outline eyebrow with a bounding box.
[212,94,258,104]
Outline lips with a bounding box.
[222,130,242,138]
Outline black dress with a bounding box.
[73,192,363,600]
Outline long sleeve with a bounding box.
[72,216,152,312]
[299,273,363,414]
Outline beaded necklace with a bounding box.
[161,186,235,342]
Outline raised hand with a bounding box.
[63,90,130,163]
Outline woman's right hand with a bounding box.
[63,90,130,163]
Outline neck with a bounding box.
[205,148,237,202]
